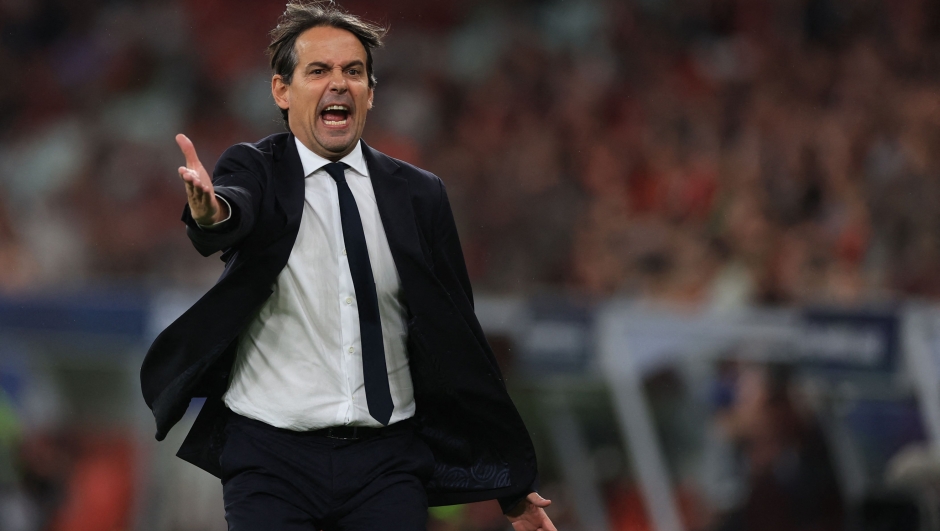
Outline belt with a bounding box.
[311,425,385,440]
[311,418,414,440]
[227,409,413,441]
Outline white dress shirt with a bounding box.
[223,138,416,430]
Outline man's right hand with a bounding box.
[176,133,228,226]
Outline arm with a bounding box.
[431,182,555,529]
[175,134,263,256]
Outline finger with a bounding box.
[190,185,207,203]
[527,493,552,508]
[177,166,198,186]
[181,174,212,211]
[182,165,212,194]
[179,171,203,201]
[179,167,201,187]
[180,172,197,196]
[180,168,210,194]
[176,133,202,170]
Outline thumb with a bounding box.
[176,133,202,170]
[527,493,551,508]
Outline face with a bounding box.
[272,25,374,160]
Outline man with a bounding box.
[140,3,556,531]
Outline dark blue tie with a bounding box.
[323,162,393,426]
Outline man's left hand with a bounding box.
[506,492,557,531]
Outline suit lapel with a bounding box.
[272,133,305,230]
[362,141,435,287]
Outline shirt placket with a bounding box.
[331,168,362,426]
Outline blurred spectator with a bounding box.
[711,363,843,531]
[5,1,940,530]
[1,0,940,306]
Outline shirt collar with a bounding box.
[294,137,370,178]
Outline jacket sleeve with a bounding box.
[181,144,265,256]
[430,180,539,512]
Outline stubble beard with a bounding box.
[314,122,363,159]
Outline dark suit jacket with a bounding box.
[140,133,538,511]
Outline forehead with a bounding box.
[294,25,367,65]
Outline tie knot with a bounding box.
[324,162,349,183]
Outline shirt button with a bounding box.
[348,346,354,353]
[345,297,352,305]
[342,248,347,256]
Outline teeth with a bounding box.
[324,105,349,111]
[323,119,347,125]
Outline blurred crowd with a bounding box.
[1,0,939,528]
[1,0,940,308]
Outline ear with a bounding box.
[367,87,374,110]
[272,75,290,111]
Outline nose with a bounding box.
[329,67,347,93]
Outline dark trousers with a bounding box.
[220,413,435,531]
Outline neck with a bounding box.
[293,133,359,162]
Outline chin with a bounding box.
[316,135,355,153]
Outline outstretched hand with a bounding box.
[506,492,557,531]
[176,134,227,225]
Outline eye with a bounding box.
[347,68,360,76]
[311,68,324,75]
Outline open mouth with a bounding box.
[321,105,350,126]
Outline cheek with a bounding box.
[297,82,324,109]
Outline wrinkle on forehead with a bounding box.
[294,26,368,67]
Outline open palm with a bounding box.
[176,133,226,225]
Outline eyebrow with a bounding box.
[305,60,366,70]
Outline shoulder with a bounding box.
[397,158,445,194]
[365,143,444,194]
[385,154,448,217]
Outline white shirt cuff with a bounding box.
[195,194,232,228]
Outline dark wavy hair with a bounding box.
[267,1,387,127]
